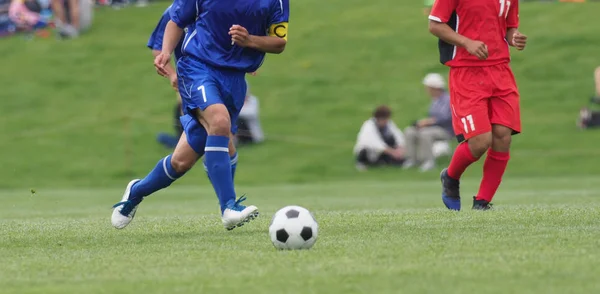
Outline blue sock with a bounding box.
[204,136,236,213]
[230,152,238,180]
[129,154,183,205]
[203,152,238,181]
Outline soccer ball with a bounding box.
[269,206,318,250]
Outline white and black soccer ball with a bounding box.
[269,206,318,250]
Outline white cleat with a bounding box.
[222,205,259,231]
[111,179,140,229]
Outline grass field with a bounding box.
[2,177,600,293]
[1,1,600,293]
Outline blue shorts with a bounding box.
[176,56,247,153]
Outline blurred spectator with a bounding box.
[353,105,406,171]
[8,0,51,33]
[51,0,92,38]
[402,73,453,172]
[0,0,14,37]
[235,80,265,146]
[578,66,600,129]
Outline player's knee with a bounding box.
[491,128,512,152]
[170,156,194,174]
[207,114,231,136]
[468,132,492,157]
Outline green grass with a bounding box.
[1,2,600,293]
[1,2,600,189]
[2,177,600,293]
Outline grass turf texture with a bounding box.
[1,1,600,293]
[2,177,600,293]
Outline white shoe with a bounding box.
[402,160,416,170]
[221,196,259,230]
[111,179,140,229]
[419,160,436,172]
[355,163,367,171]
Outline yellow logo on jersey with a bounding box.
[269,22,288,40]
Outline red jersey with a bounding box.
[429,0,519,67]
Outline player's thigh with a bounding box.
[220,75,247,135]
[449,67,493,142]
[176,57,225,114]
[178,114,208,155]
[490,64,521,134]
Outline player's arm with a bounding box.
[428,0,488,60]
[162,21,184,56]
[248,34,287,54]
[235,0,289,54]
[152,50,175,76]
[155,0,196,76]
[505,1,526,50]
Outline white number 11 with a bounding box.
[499,0,511,18]
[461,115,475,134]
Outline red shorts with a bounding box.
[449,63,521,142]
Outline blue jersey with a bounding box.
[147,5,185,60]
[170,0,290,73]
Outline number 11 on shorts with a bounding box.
[461,114,475,133]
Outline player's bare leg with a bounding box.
[472,125,512,210]
[440,132,491,211]
[197,105,258,230]
[111,133,198,229]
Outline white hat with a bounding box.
[422,73,446,89]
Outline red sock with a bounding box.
[475,149,510,202]
[447,142,479,180]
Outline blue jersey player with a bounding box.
[111,0,289,231]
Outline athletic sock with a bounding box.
[475,149,510,202]
[203,153,238,181]
[447,142,479,180]
[205,135,236,213]
[230,152,238,180]
[129,154,184,205]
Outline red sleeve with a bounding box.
[428,0,457,23]
[506,0,519,28]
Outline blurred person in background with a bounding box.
[402,73,453,172]
[235,79,265,146]
[353,105,406,171]
[8,0,51,33]
[578,66,600,129]
[51,0,92,38]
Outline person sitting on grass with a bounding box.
[578,66,600,129]
[235,80,265,146]
[353,105,406,171]
[402,73,454,172]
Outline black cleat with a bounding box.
[440,168,461,210]
[472,197,493,210]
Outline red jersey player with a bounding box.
[428,0,527,210]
